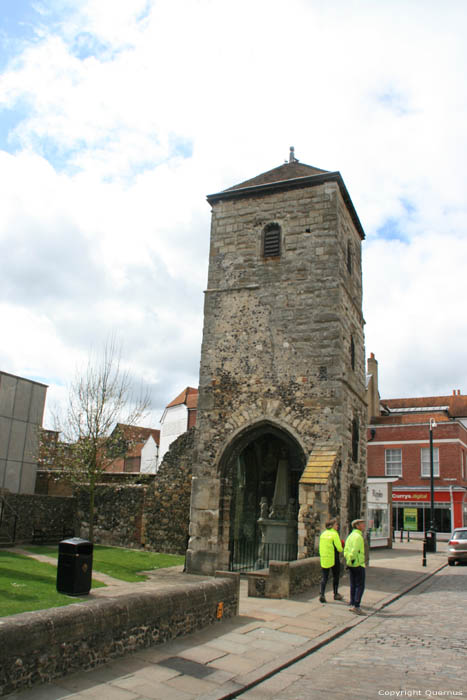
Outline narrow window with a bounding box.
[421,447,440,477]
[348,485,361,525]
[262,223,281,258]
[347,241,352,274]
[352,418,359,462]
[350,336,355,370]
[385,448,402,477]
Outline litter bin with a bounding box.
[56,537,93,596]
[425,529,437,553]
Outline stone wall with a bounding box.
[0,492,76,543]
[72,431,194,553]
[75,483,147,547]
[247,556,325,599]
[0,573,239,696]
[144,428,194,554]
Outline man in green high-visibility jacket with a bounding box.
[319,517,344,603]
[344,518,366,615]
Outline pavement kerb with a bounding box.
[207,560,449,700]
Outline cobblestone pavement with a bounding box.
[241,565,467,700]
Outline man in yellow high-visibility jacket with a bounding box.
[319,517,344,603]
[344,518,366,615]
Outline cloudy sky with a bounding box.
[1,0,466,428]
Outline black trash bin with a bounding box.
[425,529,437,553]
[56,537,93,596]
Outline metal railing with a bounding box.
[229,539,298,572]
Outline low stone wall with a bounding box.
[247,556,323,598]
[0,573,239,697]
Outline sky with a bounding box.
[1,0,467,429]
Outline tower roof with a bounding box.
[207,151,365,240]
[224,159,328,192]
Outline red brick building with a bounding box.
[367,356,467,536]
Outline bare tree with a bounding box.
[44,337,151,542]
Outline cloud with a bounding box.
[1,0,467,428]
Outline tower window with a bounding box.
[352,418,359,462]
[350,336,355,371]
[262,223,281,258]
[347,241,352,274]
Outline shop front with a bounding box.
[392,487,467,538]
[367,477,398,548]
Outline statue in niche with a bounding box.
[259,496,269,519]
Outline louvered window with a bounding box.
[262,223,281,258]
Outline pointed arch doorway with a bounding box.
[219,422,306,572]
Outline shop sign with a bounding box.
[368,483,387,504]
[403,508,418,531]
[393,491,450,503]
[394,492,429,502]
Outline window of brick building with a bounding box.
[385,448,402,477]
[421,447,439,478]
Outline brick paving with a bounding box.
[241,564,467,699]
[5,542,453,700]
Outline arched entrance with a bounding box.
[219,422,306,572]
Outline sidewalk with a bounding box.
[7,541,447,700]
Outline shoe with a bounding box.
[352,607,364,615]
[319,595,326,603]
[334,593,344,601]
[348,605,356,612]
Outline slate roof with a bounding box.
[206,156,365,240]
[376,392,467,423]
[223,160,328,191]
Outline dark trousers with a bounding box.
[348,566,365,607]
[320,558,340,596]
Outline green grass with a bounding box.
[0,551,106,618]
[23,544,185,582]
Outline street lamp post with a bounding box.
[427,418,437,552]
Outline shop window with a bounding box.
[368,505,389,539]
[385,448,402,477]
[392,505,451,533]
[262,223,281,258]
[421,447,439,477]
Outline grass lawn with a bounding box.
[23,544,185,582]
[0,550,106,618]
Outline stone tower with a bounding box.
[186,151,367,575]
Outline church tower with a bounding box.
[186,150,367,575]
